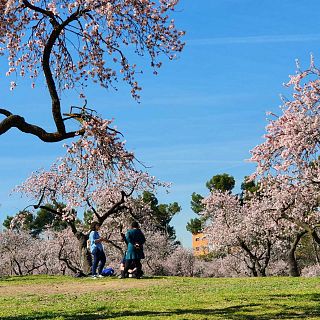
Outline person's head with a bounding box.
[131,221,140,229]
[90,221,101,231]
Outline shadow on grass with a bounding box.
[2,299,320,320]
[0,275,65,283]
[270,292,320,302]
[1,292,320,320]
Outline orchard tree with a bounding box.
[3,203,69,236]
[252,175,319,276]
[202,185,313,277]
[15,115,168,274]
[186,174,289,276]
[202,190,279,277]
[250,58,320,271]
[0,0,185,142]
[141,229,177,275]
[2,1,185,273]
[0,226,87,276]
[0,229,51,276]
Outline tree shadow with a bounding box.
[1,293,320,319]
[270,292,320,302]
[0,275,64,282]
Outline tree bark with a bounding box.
[75,232,92,275]
[288,231,307,277]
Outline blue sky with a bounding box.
[1,0,320,247]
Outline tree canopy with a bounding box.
[186,173,236,235]
[141,191,181,241]
[0,0,184,141]
[206,173,235,192]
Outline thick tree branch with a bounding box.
[99,191,128,222]
[0,108,84,142]
[86,199,101,222]
[11,4,90,139]
[22,0,57,21]
[42,8,88,135]
[105,239,124,254]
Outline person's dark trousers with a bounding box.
[135,260,143,278]
[123,259,134,277]
[124,259,142,278]
[92,249,106,276]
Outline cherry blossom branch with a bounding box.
[22,0,57,21]
[2,1,184,142]
[99,191,127,222]
[1,3,87,140]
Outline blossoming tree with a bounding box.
[16,115,167,273]
[202,189,286,276]
[250,58,320,274]
[0,0,184,141]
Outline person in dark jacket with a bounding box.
[121,221,146,279]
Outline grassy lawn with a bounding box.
[0,275,320,319]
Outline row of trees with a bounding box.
[3,55,320,278]
[0,0,187,277]
[2,1,320,279]
[1,190,182,276]
[187,173,320,277]
[186,58,320,277]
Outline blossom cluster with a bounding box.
[249,58,320,244]
[16,115,166,221]
[2,0,185,99]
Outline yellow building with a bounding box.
[192,232,209,256]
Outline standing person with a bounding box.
[121,221,146,279]
[89,221,107,278]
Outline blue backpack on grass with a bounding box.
[101,267,115,276]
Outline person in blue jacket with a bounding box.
[122,221,146,279]
[89,221,107,278]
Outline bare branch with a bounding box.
[0,108,84,142]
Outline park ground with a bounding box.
[0,275,320,319]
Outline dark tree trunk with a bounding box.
[311,230,320,246]
[250,265,258,277]
[13,259,23,276]
[288,231,306,277]
[257,239,272,277]
[258,268,267,277]
[65,218,92,275]
[76,233,92,274]
[240,240,268,277]
[312,238,320,263]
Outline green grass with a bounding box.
[0,275,320,319]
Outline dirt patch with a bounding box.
[0,278,164,296]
